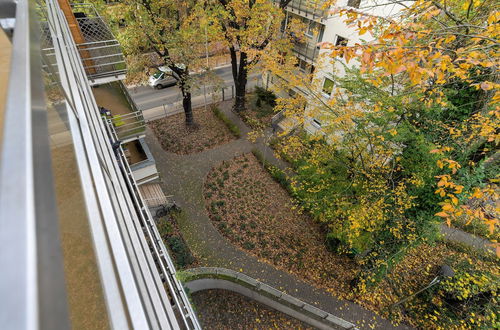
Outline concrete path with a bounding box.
[440,224,496,254]
[145,101,409,330]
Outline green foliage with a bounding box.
[255,86,277,108]
[278,69,449,283]
[157,218,173,236]
[212,107,241,138]
[166,236,195,269]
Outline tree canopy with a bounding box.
[268,0,499,273]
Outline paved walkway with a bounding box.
[440,224,496,254]
[145,101,409,329]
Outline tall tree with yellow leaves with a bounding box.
[104,0,214,126]
[207,0,293,112]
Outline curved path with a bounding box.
[182,267,357,330]
[145,101,410,330]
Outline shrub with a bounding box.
[166,236,195,268]
[252,148,294,195]
[212,107,241,138]
[255,86,276,107]
[157,219,173,236]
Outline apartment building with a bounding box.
[0,0,200,328]
[271,0,405,134]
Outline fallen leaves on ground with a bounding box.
[149,107,236,155]
[192,289,313,329]
[203,153,358,296]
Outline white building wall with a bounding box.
[284,0,408,134]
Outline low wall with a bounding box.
[180,267,358,330]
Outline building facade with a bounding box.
[271,0,406,134]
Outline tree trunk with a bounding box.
[180,79,194,126]
[229,48,248,113]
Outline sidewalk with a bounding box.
[142,78,262,122]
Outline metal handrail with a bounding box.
[43,0,186,327]
[279,0,329,21]
[105,119,202,329]
[183,267,358,329]
[0,1,69,329]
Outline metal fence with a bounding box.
[144,79,264,122]
[40,2,126,84]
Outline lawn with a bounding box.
[192,289,312,329]
[203,153,500,329]
[149,106,237,155]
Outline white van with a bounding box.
[148,64,185,89]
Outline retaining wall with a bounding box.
[180,267,358,330]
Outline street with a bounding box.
[127,65,262,116]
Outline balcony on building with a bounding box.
[123,138,160,185]
[41,2,126,85]
[279,0,329,22]
[293,41,321,63]
[92,81,146,143]
[282,14,324,63]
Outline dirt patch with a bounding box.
[149,107,237,155]
[192,289,313,329]
[203,153,358,296]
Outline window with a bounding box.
[317,26,325,42]
[305,21,314,38]
[335,36,348,58]
[322,77,334,96]
[335,35,348,47]
[347,0,361,8]
[298,59,307,72]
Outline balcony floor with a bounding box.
[92,81,133,117]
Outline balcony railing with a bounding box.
[93,81,146,142]
[1,0,200,327]
[40,2,126,85]
[281,0,329,21]
[293,41,321,62]
[111,111,146,142]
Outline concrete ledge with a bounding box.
[180,267,358,330]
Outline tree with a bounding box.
[105,0,211,126]
[268,0,499,277]
[208,0,292,112]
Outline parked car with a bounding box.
[148,64,185,89]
